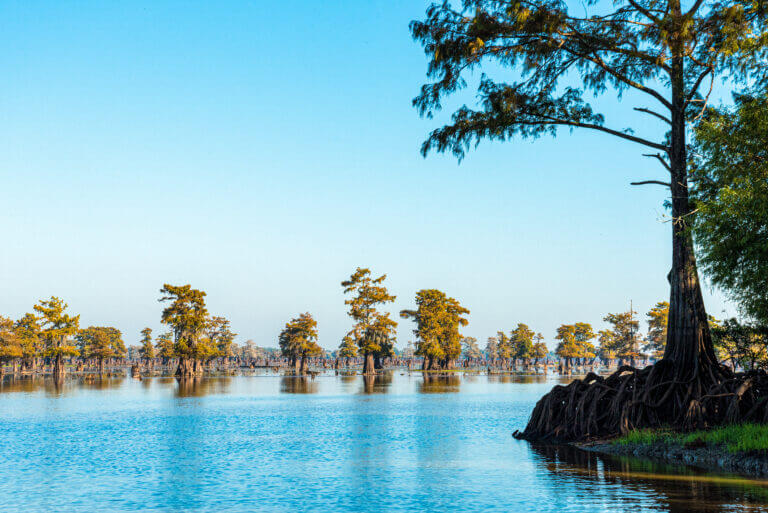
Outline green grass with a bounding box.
[612,423,768,453]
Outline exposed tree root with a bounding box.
[513,359,768,442]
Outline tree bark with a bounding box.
[53,353,65,379]
[175,357,200,377]
[299,355,307,374]
[363,352,376,375]
[662,31,720,378]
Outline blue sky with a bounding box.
[0,0,736,349]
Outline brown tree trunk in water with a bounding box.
[299,356,307,374]
[98,358,105,375]
[53,353,65,379]
[363,352,375,375]
[175,357,198,377]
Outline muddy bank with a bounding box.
[581,441,768,478]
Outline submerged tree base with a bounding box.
[513,360,768,442]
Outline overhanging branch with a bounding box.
[631,180,671,187]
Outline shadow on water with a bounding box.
[361,372,393,394]
[418,374,460,394]
[280,376,319,394]
[530,444,768,512]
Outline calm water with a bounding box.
[1,372,768,512]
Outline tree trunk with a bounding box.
[53,353,65,379]
[175,357,197,377]
[98,358,105,375]
[662,38,720,379]
[299,355,307,374]
[363,352,376,375]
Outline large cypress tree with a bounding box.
[411,0,768,439]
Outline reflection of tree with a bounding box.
[175,377,232,398]
[529,444,768,513]
[81,375,126,391]
[487,374,549,385]
[362,372,393,394]
[0,376,50,394]
[280,376,318,394]
[419,374,460,394]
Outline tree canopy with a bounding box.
[400,289,470,369]
[34,296,80,359]
[692,92,768,325]
[341,267,398,357]
[279,313,321,364]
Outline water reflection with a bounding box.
[280,376,319,394]
[361,372,393,394]
[487,373,550,385]
[175,377,232,397]
[530,444,768,512]
[418,374,460,393]
[0,375,127,396]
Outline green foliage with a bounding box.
[411,0,768,160]
[155,332,175,360]
[692,92,768,325]
[159,284,208,360]
[34,296,80,358]
[76,326,126,361]
[338,335,358,358]
[279,312,321,360]
[603,311,641,359]
[511,323,535,359]
[201,316,237,360]
[484,336,499,359]
[712,318,768,370]
[644,302,669,357]
[341,267,397,356]
[615,424,768,453]
[0,316,23,362]
[531,342,548,360]
[139,327,155,359]
[496,331,513,359]
[555,323,596,359]
[400,289,470,364]
[14,313,41,359]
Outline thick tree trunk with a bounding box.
[662,44,720,378]
[363,352,376,375]
[53,353,65,379]
[175,357,199,377]
[98,358,105,375]
[299,355,307,374]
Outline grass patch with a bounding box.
[613,423,768,453]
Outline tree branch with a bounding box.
[542,117,669,151]
[643,152,672,171]
[686,67,714,103]
[631,180,671,187]
[634,107,672,124]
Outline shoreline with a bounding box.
[579,440,768,478]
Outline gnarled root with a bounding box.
[513,360,768,442]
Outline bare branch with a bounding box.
[642,152,672,171]
[686,67,714,103]
[631,180,671,187]
[634,107,672,124]
[539,116,669,151]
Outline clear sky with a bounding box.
[0,0,737,350]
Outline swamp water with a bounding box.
[1,372,767,512]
